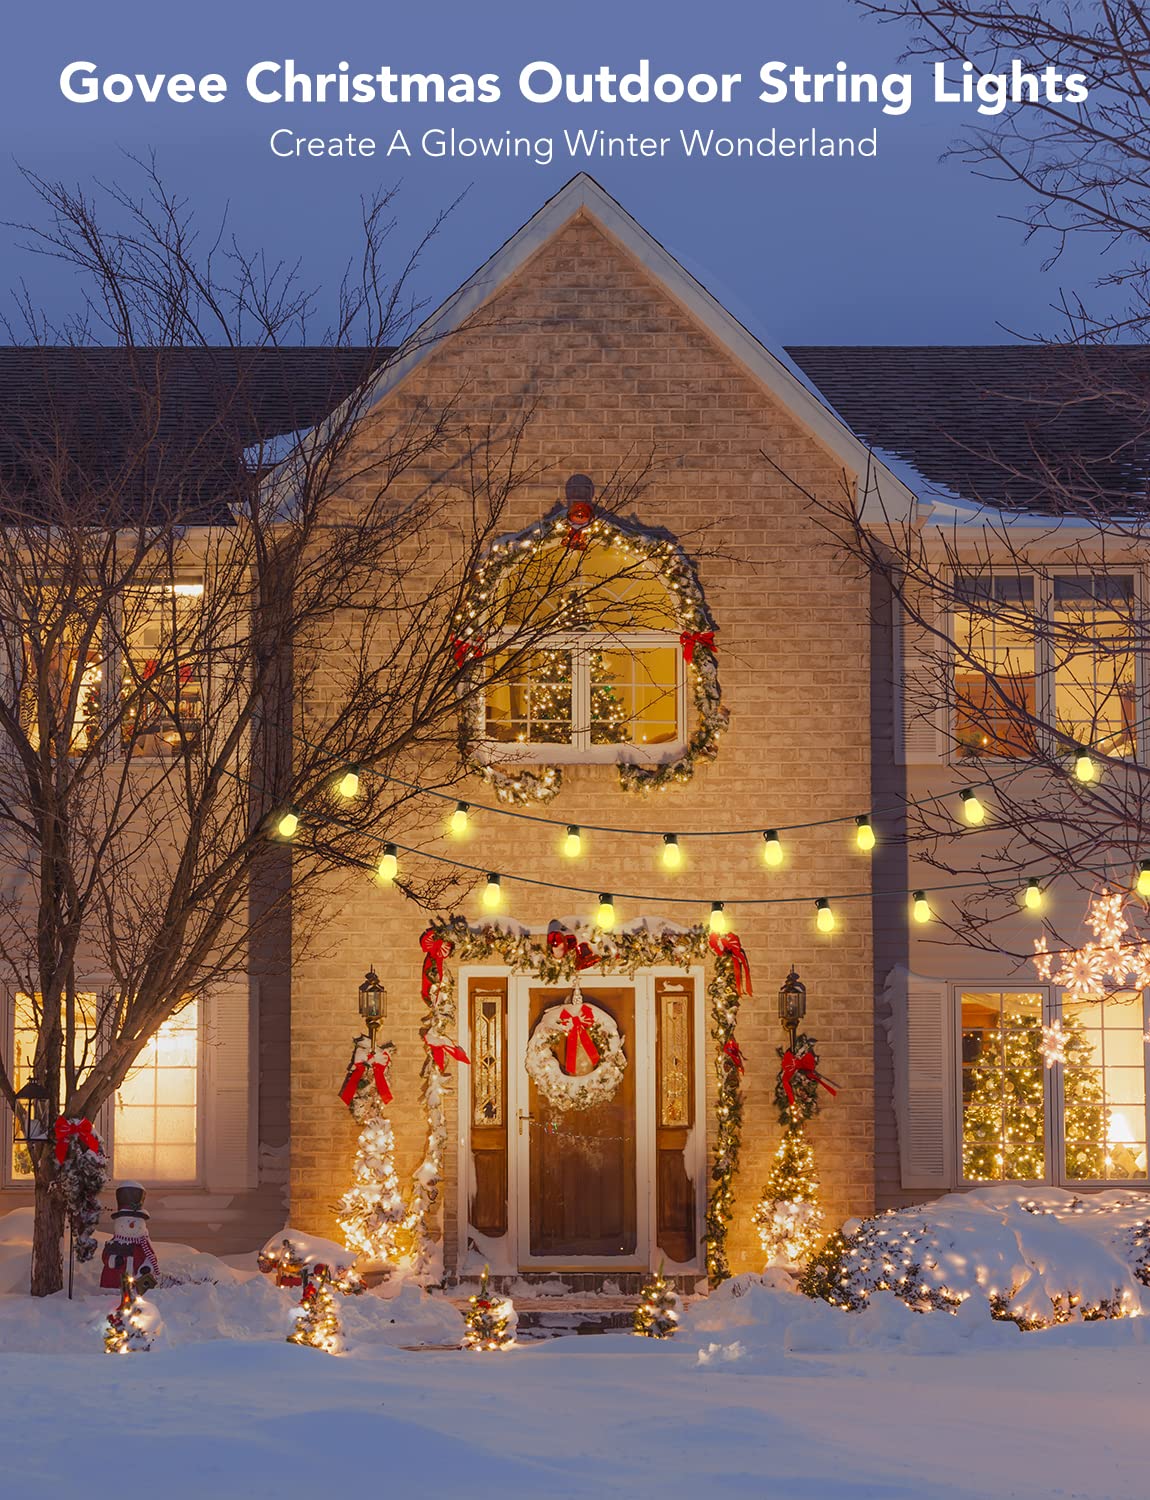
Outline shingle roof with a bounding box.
[785,345,1150,514]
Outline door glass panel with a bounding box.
[954,575,1037,758]
[961,990,1046,1180]
[1063,992,1147,1181]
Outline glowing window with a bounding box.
[121,583,205,757]
[114,1001,199,1182]
[1052,575,1136,760]
[954,576,1037,759]
[961,991,1046,1181]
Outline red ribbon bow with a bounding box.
[679,630,716,665]
[709,932,753,996]
[452,636,485,668]
[546,931,599,971]
[53,1116,101,1165]
[420,929,455,1000]
[559,1004,600,1074]
[722,1038,745,1075]
[780,1048,838,1108]
[426,1037,471,1073]
[339,1049,393,1108]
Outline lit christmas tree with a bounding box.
[752,1123,824,1268]
[102,1274,154,1354]
[337,1112,406,1267]
[589,649,628,743]
[462,1265,515,1351]
[633,1263,680,1338]
[287,1265,343,1353]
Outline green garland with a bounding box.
[773,1032,831,1127]
[454,507,728,805]
[416,917,744,1284]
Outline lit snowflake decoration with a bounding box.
[1032,888,1150,1003]
[1042,1021,1067,1067]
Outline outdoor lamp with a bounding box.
[778,968,807,1043]
[13,1078,51,1153]
[358,968,386,1046]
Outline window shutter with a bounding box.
[203,977,255,1193]
[895,591,947,764]
[882,966,954,1192]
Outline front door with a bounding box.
[514,980,648,1267]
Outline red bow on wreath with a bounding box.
[779,1048,837,1108]
[546,931,599,971]
[339,1049,393,1108]
[679,630,716,665]
[426,1035,471,1073]
[53,1116,101,1165]
[709,933,753,996]
[722,1038,745,1075]
[420,929,454,1000]
[559,1004,600,1073]
[452,636,485,668]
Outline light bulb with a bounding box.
[596,894,616,929]
[662,834,682,870]
[1074,747,1097,783]
[275,809,299,839]
[960,789,985,825]
[815,898,835,934]
[1023,877,1043,911]
[1138,860,1150,898]
[481,873,502,911]
[450,801,470,835]
[378,844,398,883]
[336,768,360,800]
[762,830,783,867]
[912,890,932,924]
[855,815,876,852]
[562,825,582,859]
[708,901,728,935]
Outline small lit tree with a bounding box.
[752,1124,824,1268]
[633,1262,680,1338]
[462,1265,515,1351]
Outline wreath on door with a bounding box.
[524,985,627,1114]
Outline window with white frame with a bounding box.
[481,542,686,762]
[952,570,1139,761]
[958,987,1147,1184]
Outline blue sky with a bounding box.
[0,0,1111,347]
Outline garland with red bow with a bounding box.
[425,1034,470,1073]
[774,1033,837,1126]
[53,1114,108,1264]
[546,930,599,972]
[709,933,752,997]
[420,929,455,1001]
[679,630,716,665]
[339,1046,394,1118]
[559,1003,600,1073]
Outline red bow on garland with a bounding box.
[546,931,599,971]
[53,1116,101,1165]
[426,1036,471,1073]
[779,1048,837,1108]
[708,933,753,996]
[559,1004,600,1073]
[452,636,485,668]
[722,1038,745,1074]
[420,929,455,1001]
[679,630,716,665]
[339,1049,393,1108]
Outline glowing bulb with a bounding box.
[377,844,398,883]
[596,894,616,929]
[762,830,783,867]
[855,815,876,852]
[815,898,835,934]
[912,890,932,924]
[662,834,682,870]
[275,809,299,839]
[959,789,985,825]
[563,825,582,859]
[1074,747,1097,783]
[481,873,502,911]
[708,901,728,935]
[450,801,470,835]
[1023,877,1043,912]
[336,768,360,800]
[1137,860,1150,898]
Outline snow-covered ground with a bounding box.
[3,1193,1150,1499]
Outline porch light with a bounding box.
[336,767,361,800]
[377,844,398,883]
[450,801,470,835]
[1137,860,1150,899]
[761,830,783,867]
[1073,747,1097,783]
[911,891,932,924]
[1023,878,1044,912]
[662,834,682,870]
[274,808,299,840]
[708,901,728,935]
[562,826,582,859]
[959,789,985,825]
[815,898,835,934]
[357,968,386,1047]
[13,1077,51,1154]
[854,815,875,852]
[777,968,807,1037]
[596,894,616,930]
[482,873,503,911]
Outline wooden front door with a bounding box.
[520,983,639,1262]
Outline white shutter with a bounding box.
[203,976,255,1193]
[895,591,947,764]
[882,966,955,1192]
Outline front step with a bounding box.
[444,1273,706,1338]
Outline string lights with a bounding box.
[336,767,361,800]
[662,833,683,870]
[377,844,398,882]
[562,825,582,858]
[481,873,503,911]
[762,830,784,867]
[854,815,876,852]
[912,891,932,924]
[1074,747,1097,783]
[1023,878,1043,912]
[959,789,985,825]
[1137,860,1150,899]
[596,894,616,929]
[708,901,728,935]
[815,898,835,933]
[275,808,299,839]
[449,801,470,835]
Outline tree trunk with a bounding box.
[30,1178,65,1297]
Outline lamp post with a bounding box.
[778,967,807,1049]
[12,1078,51,1162]
[358,968,387,1049]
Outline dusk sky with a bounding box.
[0,0,1112,347]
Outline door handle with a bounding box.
[517,1110,534,1137]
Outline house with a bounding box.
[2,175,1147,1282]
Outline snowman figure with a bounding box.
[100,1183,160,1292]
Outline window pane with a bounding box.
[114,1001,199,1183]
[121,584,204,758]
[961,991,1046,1180]
[954,576,1037,759]
[11,992,99,1177]
[590,647,679,746]
[484,649,573,745]
[499,542,676,630]
[1053,575,1136,759]
[1062,993,1147,1181]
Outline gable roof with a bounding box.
[787,345,1150,516]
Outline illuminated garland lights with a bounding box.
[451,505,728,804]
